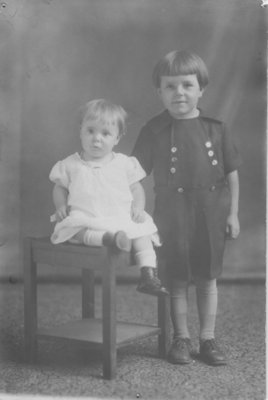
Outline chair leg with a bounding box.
[82,269,95,318]
[102,251,117,379]
[24,238,38,362]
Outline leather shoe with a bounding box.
[199,339,227,366]
[137,267,169,296]
[167,337,192,364]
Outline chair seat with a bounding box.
[29,236,130,270]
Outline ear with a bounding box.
[157,88,162,98]
[115,135,121,145]
[199,87,205,98]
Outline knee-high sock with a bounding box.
[135,250,157,268]
[170,281,190,339]
[195,278,217,341]
[83,229,105,246]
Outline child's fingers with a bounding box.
[225,224,233,240]
[139,215,146,223]
[230,228,240,239]
[50,214,57,223]
[132,212,145,223]
[58,206,70,220]
[133,214,141,223]
[226,224,239,240]
[136,213,146,223]
[54,209,66,222]
[225,225,230,236]
[50,207,69,223]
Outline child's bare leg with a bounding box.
[133,236,169,296]
[71,229,131,251]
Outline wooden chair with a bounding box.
[24,237,170,379]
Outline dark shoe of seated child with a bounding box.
[136,266,169,296]
[199,338,227,366]
[102,231,132,252]
[167,336,192,364]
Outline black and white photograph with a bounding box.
[0,0,266,399]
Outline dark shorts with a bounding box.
[154,184,230,281]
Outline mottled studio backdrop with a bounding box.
[0,0,266,278]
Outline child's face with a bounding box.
[80,118,120,161]
[158,74,204,119]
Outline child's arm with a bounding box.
[130,181,146,223]
[226,170,240,239]
[52,184,69,222]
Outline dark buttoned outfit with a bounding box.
[132,110,241,282]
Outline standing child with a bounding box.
[49,98,168,297]
[132,50,241,365]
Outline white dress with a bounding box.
[49,152,159,244]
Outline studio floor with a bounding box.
[0,280,265,400]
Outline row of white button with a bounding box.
[170,140,218,173]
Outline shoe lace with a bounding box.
[143,273,161,286]
[203,339,217,351]
[151,276,161,285]
[173,337,190,350]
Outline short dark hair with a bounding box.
[152,50,209,89]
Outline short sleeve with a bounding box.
[222,123,242,174]
[125,156,146,185]
[131,125,154,175]
[49,160,70,188]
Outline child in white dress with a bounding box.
[49,99,168,296]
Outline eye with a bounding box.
[166,83,175,90]
[184,82,193,88]
[102,130,111,137]
[87,127,94,134]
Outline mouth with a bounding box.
[173,100,186,104]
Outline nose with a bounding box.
[93,132,102,141]
[175,84,184,95]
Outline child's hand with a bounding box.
[55,205,70,222]
[226,214,240,239]
[131,205,146,223]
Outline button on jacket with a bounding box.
[132,110,242,281]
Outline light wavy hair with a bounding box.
[80,99,127,137]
